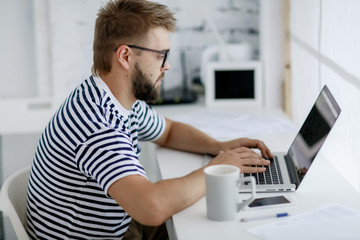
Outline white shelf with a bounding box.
[0,98,58,135]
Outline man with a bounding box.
[26,0,272,239]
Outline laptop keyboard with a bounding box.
[244,156,284,185]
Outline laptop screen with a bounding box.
[287,85,341,183]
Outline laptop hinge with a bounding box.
[284,155,300,188]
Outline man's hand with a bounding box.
[207,147,271,173]
[216,138,274,160]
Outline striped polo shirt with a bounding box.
[26,76,165,239]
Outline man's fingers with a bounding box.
[231,148,271,165]
[242,157,270,166]
[210,148,271,173]
[254,140,273,159]
[241,166,267,173]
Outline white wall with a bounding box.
[290,0,360,191]
[0,0,37,98]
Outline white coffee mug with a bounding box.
[204,165,256,221]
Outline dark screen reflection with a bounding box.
[287,86,341,183]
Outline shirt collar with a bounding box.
[92,75,130,116]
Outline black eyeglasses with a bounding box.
[113,45,170,68]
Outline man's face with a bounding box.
[131,62,164,102]
[130,27,170,102]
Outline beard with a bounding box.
[131,63,164,102]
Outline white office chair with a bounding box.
[2,166,31,240]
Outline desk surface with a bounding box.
[154,105,360,240]
[156,141,360,240]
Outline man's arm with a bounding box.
[154,118,273,159]
[108,145,270,226]
[108,118,272,226]
[108,168,205,226]
[153,118,220,155]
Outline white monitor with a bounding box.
[205,61,263,107]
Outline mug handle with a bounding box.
[237,176,256,212]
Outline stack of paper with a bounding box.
[248,204,360,240]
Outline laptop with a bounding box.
[204,85,341,192]
[244,85,341,192]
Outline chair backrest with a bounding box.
[1,166,31,240]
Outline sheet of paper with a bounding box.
[171,108,296,140]
[248,204,360,240]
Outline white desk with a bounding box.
[156,141,360,240]
[153,107,360,240]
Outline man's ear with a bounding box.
[115,45,132,70]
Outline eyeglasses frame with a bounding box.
[113,44,170,68]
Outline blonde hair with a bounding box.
[92,0,176,76]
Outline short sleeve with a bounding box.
[75,128,147,196]
[133,101,166,141]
